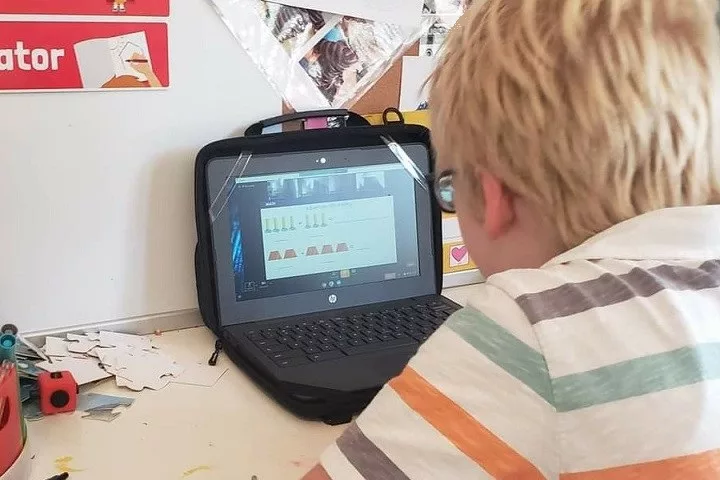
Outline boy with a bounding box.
[305,0,720,477]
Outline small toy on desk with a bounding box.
[38,370,78,415]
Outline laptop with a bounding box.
[197,127,460,423]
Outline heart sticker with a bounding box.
[451,245,468,262]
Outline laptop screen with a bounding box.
[206,143,437,326]
[228,163,420,302]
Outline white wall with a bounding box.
[0,0,281,333]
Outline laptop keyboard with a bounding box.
[245,300,459,368]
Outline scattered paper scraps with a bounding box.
[171,364,229,387]
[37,357,112,386]
[101,348,183,391]
[43,336,72,357]
[99,331,153,350]
[77,393,134,412]
[16,335,48,362]
[17,360,45,379]
[22,399,43,421]
[82,410,122,422]
[33,330,225,400]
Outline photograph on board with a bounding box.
[300,17,407,106]
[252,1,329,55]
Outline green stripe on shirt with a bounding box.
[553,342,720,412]
[445,308,554,405]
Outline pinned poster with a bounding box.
[0,22,169,92]
[0,0,169,16]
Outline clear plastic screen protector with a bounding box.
[206,136,436,326]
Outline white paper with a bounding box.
[99,331,152,350]
[43,336,71,357]
[98,346,182,391]
[37,357,112,385]
[171,364,229,387]
[66,334,100,354]
[399,55,436,111]
[273,0,424,26]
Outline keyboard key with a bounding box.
[252,338,278,347]
[348,338,366,346]
[287,342,303,349]
[308,351,345,362]
[262,330,278,339]
[303,346,321,354]
[276,356,311,368]
[269,350,305,361]
[320,344,336,352]
[410,332,427,342]
[341,337,417,356]
[261,344,288,354]
[364,336,380,344]
[393,332,409,339]
[378,334,394,341]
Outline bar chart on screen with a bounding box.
[261,197,398,280]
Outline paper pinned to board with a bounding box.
[272,0,424,26]
[399,55,436,111]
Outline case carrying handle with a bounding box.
[244,109,371,136]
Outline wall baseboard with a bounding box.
[24,275,482,344]
[24,308,204,344]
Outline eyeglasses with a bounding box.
[429,169,455,213]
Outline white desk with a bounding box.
[27,285,478,480]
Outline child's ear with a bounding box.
[478,170,515,240]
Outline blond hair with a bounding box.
[430,0,720,247]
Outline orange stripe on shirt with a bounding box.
[302,464,332,480]
[389,367,545,479]
[561,448,720,480]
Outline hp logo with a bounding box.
[328,294,338,304]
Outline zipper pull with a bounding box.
[208,339,222,366]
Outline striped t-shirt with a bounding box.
[304,206,720,479]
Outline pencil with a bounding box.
[125,59,149,63]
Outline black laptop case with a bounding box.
[194,110,445,424]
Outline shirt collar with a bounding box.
[544,206,720,266]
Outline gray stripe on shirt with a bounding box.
[336,423,410,480]
[516,260,720,324]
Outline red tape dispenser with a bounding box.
[38,371,79,415]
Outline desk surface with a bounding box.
[27,285,478,480]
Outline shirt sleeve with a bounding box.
[304,283,558,480]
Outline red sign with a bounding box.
[0,0,169,16]
[0,22,169,91]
